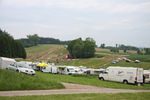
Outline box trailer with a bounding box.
[99,66,143,84]
[0,57,16,69]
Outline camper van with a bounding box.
[99,66,143,84]
[0,57,16,69]
[144,70,150,83]
[57,66,75,75]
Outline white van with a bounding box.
[0,57,16,69]
[99,66,143,84]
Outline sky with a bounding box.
[0,0,150,47]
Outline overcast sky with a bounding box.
[0,0,150,47]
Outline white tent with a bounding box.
[0,57,16,69]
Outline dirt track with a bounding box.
[0,83,150,96]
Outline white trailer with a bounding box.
[57,66,75,75]
[99,66,143,84]
[0,57,16,69]
[144,70,150,83]
[41,67,51,73]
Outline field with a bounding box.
[1,69,150,91]
[1,92,150,100]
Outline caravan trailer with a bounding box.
[41,66,58,74]
[0,57,16,69]
[57,66,75,75]
[99,66,143,84]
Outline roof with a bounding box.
[0,57,15,62]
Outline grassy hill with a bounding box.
[25,44,150,69]
[25,44,68,62]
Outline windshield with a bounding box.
[18,63,32,69]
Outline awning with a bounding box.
[37,62,51,67]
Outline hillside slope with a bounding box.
[26,44,68,62]
[0,69,64,91]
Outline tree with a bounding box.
[137,49,142,54]
[27,34,40,46]
[0,29,26,59]
[124,49,127,53]
[67,37,96,58]
[100,43,105,48]
[144,48,150,55]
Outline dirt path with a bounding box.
[0,83,150,96]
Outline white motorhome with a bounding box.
[99,66,143,84]
[0,57,16,69]
[57,66,75,75]
[144,70,150,83]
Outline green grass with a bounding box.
[0,69,64,91]
[1,92,150,100]
[58,58,111,68]
[1,69,150,91]
[25,44,61,56]
[127,54,150,62]
[36,71,150,90]
[107,61,150,70]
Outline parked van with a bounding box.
[99,66,143,84]
[0,57,16,69]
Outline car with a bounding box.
[112,60,117,64]
[7,62,35,75]
[135,60,140,63]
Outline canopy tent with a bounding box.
[37,62,50,67]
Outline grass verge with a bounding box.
[1,92,150,100]
[0,69,64,91]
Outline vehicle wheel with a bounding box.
[123,80,128,84]
[16,69,19,72]
[99,77,104,81]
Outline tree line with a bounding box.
[67,38,96,58]
[18,34,68,47]
[0,29,26,59]
[100,43,150,55]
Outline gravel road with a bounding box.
[0,83,150,96]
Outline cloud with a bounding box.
[1,0,150,13]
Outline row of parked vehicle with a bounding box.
[1,57,150,85]
[112,57,140,64]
